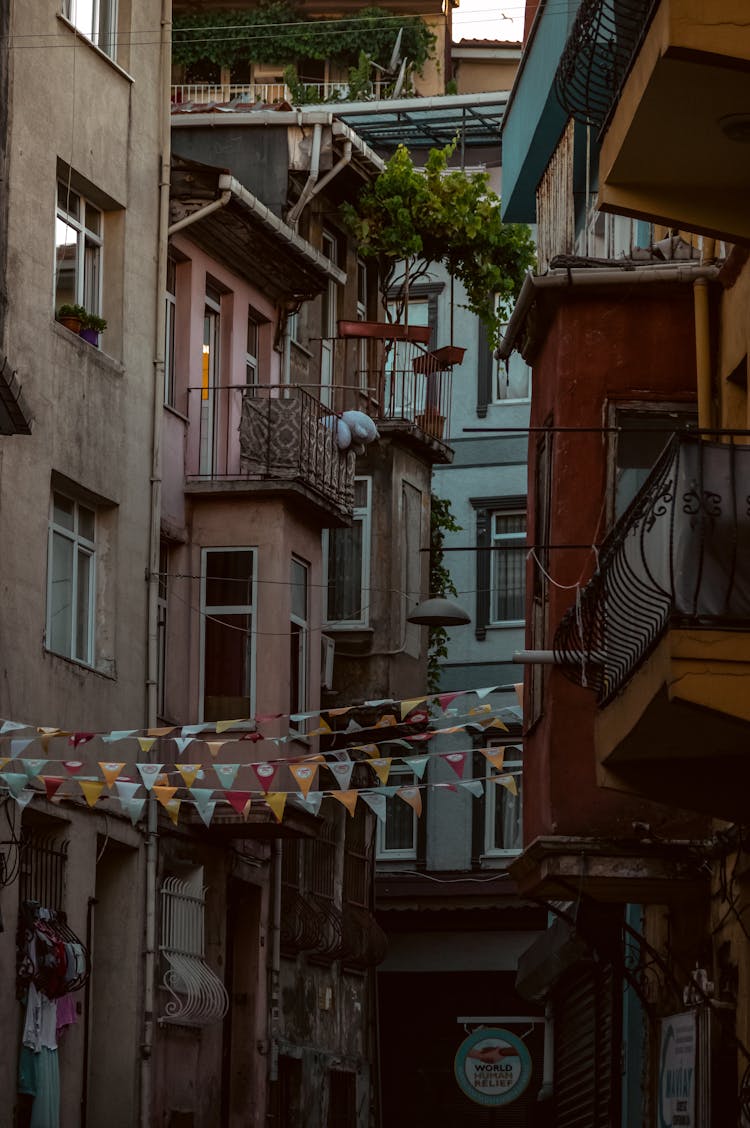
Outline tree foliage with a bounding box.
[427,495,462,694]
[173,5,434,74]
[342,142,535,349]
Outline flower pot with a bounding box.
[79,327,100,346]
[59,315,82,333]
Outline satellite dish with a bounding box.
[390,57,408,99]
[388,28,404,74]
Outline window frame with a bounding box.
[323,476,372,629]
[472,495,526,640]
[164,258,177,407]
[289,556,309,719]
[199,546,257,724]
[375,765,418,861]
[46,490,97,666]
[489,509,527,626]
[482,741,523,858]
[55,180,103,319]
[62,0,119,59]
[606,401,697,527]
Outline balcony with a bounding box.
[185,383,355,525]
[588,0,750,240]
[555,433,750,819]
[170,81,378,107]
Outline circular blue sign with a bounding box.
[454,1027,533,1107]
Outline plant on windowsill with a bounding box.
[56,304,88,334]
[79,313,107,347]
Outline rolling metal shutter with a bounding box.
[553,962,618,1128]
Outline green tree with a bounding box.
[342,142,535,349]
[427,494,462,694]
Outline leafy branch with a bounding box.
[342,142,535,348]
[427,494,462,693]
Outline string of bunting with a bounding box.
[0,686,523,828]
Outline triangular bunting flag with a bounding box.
[460,779,484,798]
[137,763,164,791]
[483,747,506,772]
[99,762,126,789]
[1,720,30,734]
[216,718,249,735]
[331,790,358,817]
[22,759,47,780]
[124,797,147,826]
[147,726,175,738]
[10,738,35,760]
[355,743,379,758]
[194,799,216,827]
[343,719,363,734]
[484,718,509,732]
[251,762,278,793]
[360,791,387,822]
[190,787,215,813]
[289,763,317,797]
[79,779,105,807]
[214,764,240,790]
[2,772,31,797]
[397,786,422,817]
[137,737,157,755]
[438,692,461,712]
[441,752,467,778]
[42,777,64,802]
[68,731,97,747]
[475,687,496,700]
[164,798,181,826]
[265,792,287,823]
[226,791,252,816]
[400,697,426,720]
[181,724,210,738]
[403,755,429,780]
[328,760,354,790]
[13,789,35,810]
[153,785,178,809]
[493,774,518,797]
[62,760,85,774]
[308,716,332,736]
[176,764,202,789]
[295,791,323,816]
[205,740,228,759]
[173,737,195,756]
[369,758,392,786]
[115,781,142,807]
[374,714,398,728]
[102,730,138,744]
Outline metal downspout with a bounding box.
[141,1,171,1123]
[287,121,322,228]
[269,840,282,1084]
[167,189,231,236]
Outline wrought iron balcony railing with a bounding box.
[186,383,355,515]
[554,434,750,703]
[554,0,658,130]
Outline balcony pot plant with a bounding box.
[56,304,87,333]
[79,313,107,347]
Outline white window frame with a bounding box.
[489,509,526,626]
[199,547,257,723]
[376,766,417,861]
[290,556,309,718]
[62,0,118,58]
[46,491,96,666]
[323,477,372,628]
[494,349,531,405]
[55,180,103,317]
[164,259,177,407]
[483,743,523,858]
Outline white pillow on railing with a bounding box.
[342,410,379,444]
[322,415,353,451]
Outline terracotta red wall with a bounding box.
[523,282,702,840]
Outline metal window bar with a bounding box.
[159,875,229,1026]
[19,829,68,911]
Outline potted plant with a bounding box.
[79,312,107,347]
[56,304,87,333]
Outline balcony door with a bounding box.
[200,293,221,475]
[320,232,337,408]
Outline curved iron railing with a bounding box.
[554,0,657,128]
[555,435,750,703]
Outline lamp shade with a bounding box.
[406,597,471,627]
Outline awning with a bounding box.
[0,355,32,435]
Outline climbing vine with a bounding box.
[173,5,434,74]
[427,495,462,694]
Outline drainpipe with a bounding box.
[141,1,171,1123]
[286,122,322,228]
[167,187,231,236]
[269,841,282,1083]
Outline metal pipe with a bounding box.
[287,121,322,227]
[269,840,282,1083]
[496,263,721,360]
[167,190,231,236]
[141,1,171,1122]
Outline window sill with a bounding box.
[486,620,525,631]
[290,339,314,361]
[479,852,521,867]
[56,14,134,83]
[44,647,117,682]
[53,322,124,377]
[164,403,190,425]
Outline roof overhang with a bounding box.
[0,355,32,435]
[320,90,509,152]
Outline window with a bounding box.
[246,311,259,385]
[290,557,309,716]
[62,0,118,58]
[324,478,371,627]
[200,288,221,475]
[164,258,176,407]
[376,766,417,860]
[200,548,255,722]
[490,510,526,623]
[47,491,96,664]
[156,542,169,719]
[55,180,102,316]
[495,350,531,403]
[473,497,526,638]
[320,231,338,408]
[483,744,523,856]
[610,405,696,523]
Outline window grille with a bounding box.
[160,873,229,1026]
